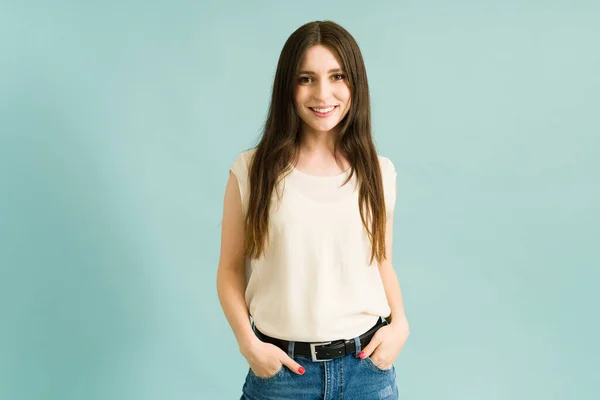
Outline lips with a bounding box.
[308,105,338,118]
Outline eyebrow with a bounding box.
[297,68,345,75]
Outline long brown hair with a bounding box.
[244,20,388,265]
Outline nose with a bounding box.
[313,79,332,102]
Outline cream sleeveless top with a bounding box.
[230,148,397,342]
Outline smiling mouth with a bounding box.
[309,105,338,113]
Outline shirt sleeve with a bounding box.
[230,151,250,218]
[385,157,397,219]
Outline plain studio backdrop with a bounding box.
[1,1,598,399]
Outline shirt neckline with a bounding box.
[291,165,352,180]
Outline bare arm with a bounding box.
[216,170,259,353]
[378,172,409,332]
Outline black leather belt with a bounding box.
[253,317,388,362]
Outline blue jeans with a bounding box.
[240,317,398,400]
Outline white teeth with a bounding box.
[311,106,335,113]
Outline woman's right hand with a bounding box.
[240,338,306,378]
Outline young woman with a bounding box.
[217,20,410,400]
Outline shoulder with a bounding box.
[376,154,396,176]
[231,147,258,176]
[234,147,258,165]
[376,155,397,195]
[230,148,258,216]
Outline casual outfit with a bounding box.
[230,148,399,399]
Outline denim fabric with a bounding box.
[240,317,398,400]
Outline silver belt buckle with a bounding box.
[310,341,332,362]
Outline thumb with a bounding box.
[281,353,306,375]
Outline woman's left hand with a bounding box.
[358,319,410,370]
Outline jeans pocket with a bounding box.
[248,364,286,382]
[364,356,394,374]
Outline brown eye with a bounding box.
[333,73,345,81]
[298,76,312,84]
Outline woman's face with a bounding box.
[294,44,351,136]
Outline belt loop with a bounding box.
[288,340,295,358]
[353,336,362,356]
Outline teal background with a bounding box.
[1,1,598,399]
